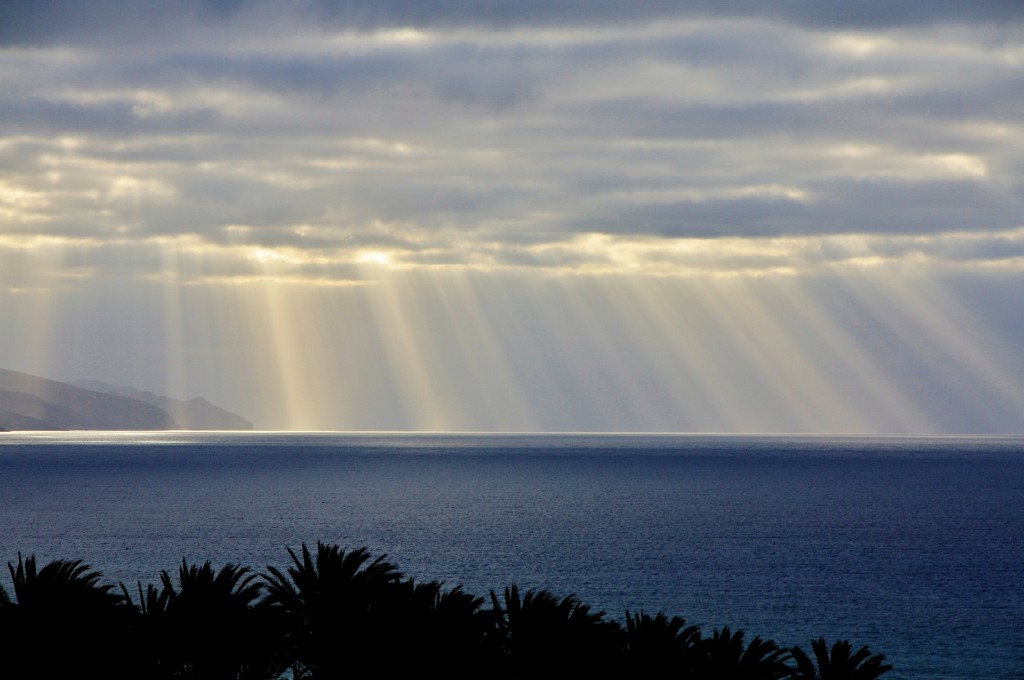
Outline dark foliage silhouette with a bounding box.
[698,625,792,679]
[0,554,132,678]
[790,638,893,679]
[121,580,172,676]
[261,542,402,678]
[0,545,894,680]
[490,584,619,679]
[618,610,703,675]
[371,578,497,677]
[153,560,284,680]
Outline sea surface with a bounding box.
[0,432,1021,678]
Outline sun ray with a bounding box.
[0,239,66,381]
[157,239,190,406]
[849,271,1024,431]
[756,275,934,433]
[423,271,538,431]
[605,275,760,432]
[360,271,453,430]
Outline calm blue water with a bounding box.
[0,432,1022,678]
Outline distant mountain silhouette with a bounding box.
[0,369,252,431]
[71,380,253,430]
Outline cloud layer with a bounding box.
[1,1,1022,283]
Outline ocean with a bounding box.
[0,432,1021,678]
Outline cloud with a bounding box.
[3,1,1023,48]
[0,2,1021,284]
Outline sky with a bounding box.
[1,1,1023,432]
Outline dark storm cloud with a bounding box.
[575,179,1020,239]
[122,45,542,110]
[0,97,223,138]
[579,195,809,238]
[557,79,1024,146]
[304,0,1024,29]
[119,52,414,98]
[2,0,1022,47]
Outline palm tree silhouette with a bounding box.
[0,554,132,678]
[156,559,283,680]
[120,580,172,677]
[618,610,702,675]
[370,578,496,677]
[790,638,893,679]
[490,584,618,679]
[698,626,791,679]
[262,542,402,678]
[0,546,899,679]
